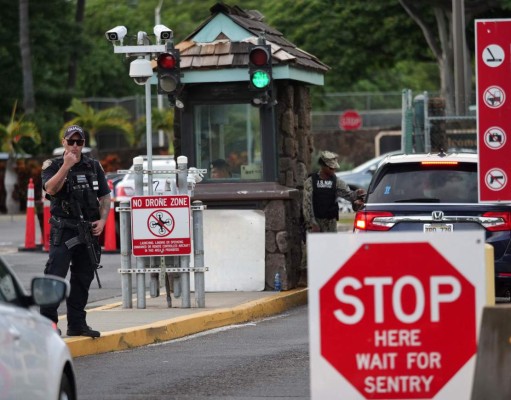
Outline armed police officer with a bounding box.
[303,151,365,233]
[41,125,110,337]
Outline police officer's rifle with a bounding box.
[64,191,103,288]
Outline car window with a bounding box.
[0,260,24,306]
[350,155,385,173]
[368,163,478,203]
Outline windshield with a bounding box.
[123,159,175,183]
[368,162,478,203]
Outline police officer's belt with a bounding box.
[49,216,80,230]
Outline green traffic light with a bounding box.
[251,71,270,89]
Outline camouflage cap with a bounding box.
[319,151,340,169]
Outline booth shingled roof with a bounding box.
[175,2,330,74]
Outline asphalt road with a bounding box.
[0,214,128,305]
[74,305,310,400]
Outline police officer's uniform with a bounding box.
[41,152,109,335]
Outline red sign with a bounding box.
[476,20,511,201]
[339,109,362,131]
[131,195,191,256]
[319,242,476,399]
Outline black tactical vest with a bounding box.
[50,156,101,221]
[311,173,338,220]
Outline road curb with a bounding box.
[65,288,308,358]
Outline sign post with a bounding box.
[476,19,511,202]
[308,232,486,400]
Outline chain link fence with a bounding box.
[403,90,477,153]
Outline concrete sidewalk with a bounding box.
[62,288,308,358]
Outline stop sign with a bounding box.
[339,109,362,131]
[320,242,476,399]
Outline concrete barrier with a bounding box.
[471,305,511,400]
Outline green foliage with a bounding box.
[264,0,434,93]
[134,107,175,152]
[0,102,41,155]
[4,0,511,157]
[0,0,76,152]
[64,98,135,147]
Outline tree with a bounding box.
[134,108,175,152]
[67,0,86,92]
[0,102,40,213]
[63,98,135,147]
[399,0,498,114]
[19,0,35,114]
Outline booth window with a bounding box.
[194,104,262,181]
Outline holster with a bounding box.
[49,216,78,246]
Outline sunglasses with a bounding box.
[66,139,85,146]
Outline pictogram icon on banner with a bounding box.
[485,168,507,191]
[147,210,175,237]
[483,86,505,108]
[483,127,506,149]
[483,44,504,67]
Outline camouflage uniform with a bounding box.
[303,151,360,232]
[303,173,360,233]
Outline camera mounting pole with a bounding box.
[107,24,176,302]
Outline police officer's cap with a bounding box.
[64,125,85,139]
[319,151,340,169]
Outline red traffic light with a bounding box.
[249,47,270,67]
[158,53,176,69]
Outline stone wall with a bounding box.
[262,81,314,289]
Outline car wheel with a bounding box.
[59,373,75,400]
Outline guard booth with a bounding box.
[172,2,328,290]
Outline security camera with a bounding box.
[154,24,173,41]
[129,58,153,85]
[105,26,127,42]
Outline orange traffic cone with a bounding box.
[19,178,37,251]
[43,190,51,252]
[103,179,118,253]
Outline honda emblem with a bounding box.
[432,211,444,221]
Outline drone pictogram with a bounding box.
[147,210,175,237]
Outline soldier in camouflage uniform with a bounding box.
[303,151,365,233]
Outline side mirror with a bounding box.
[31,276,70,307]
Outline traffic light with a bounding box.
[157,50,181,96]
[248,44,272,91]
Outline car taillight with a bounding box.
[354,211,395,231]
[421,161,459,166]
[481,212,511,231]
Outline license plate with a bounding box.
[423,223,453,232]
